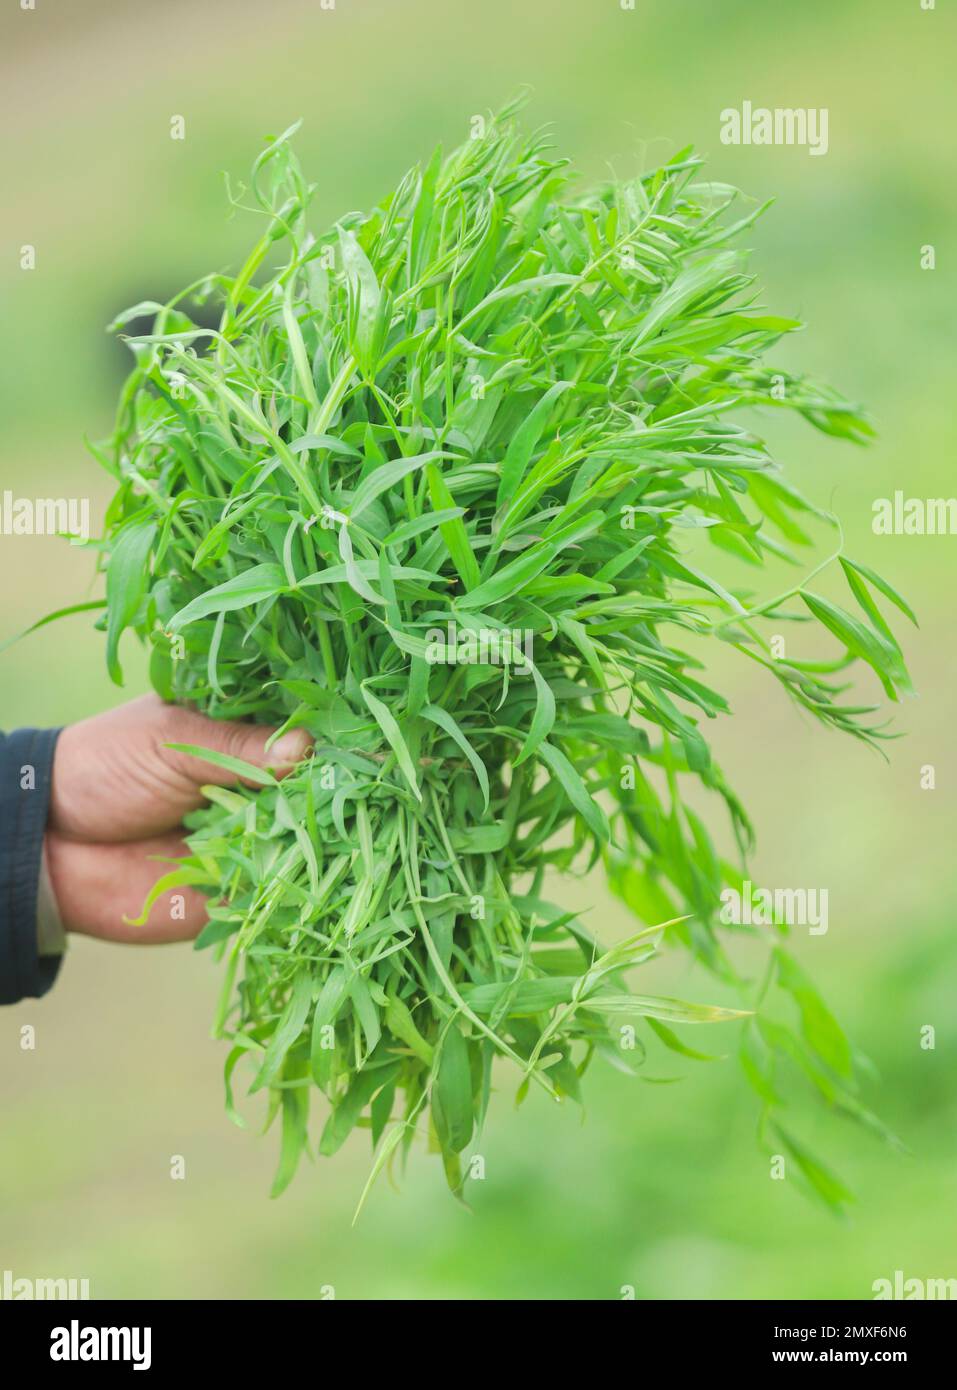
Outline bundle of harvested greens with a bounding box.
[86,100,912,1208]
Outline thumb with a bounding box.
[159,703,313,789]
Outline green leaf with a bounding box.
[168,563,286,630]
[841,556,918,628]
[0,599,107,659]
[288,432,362,458]
[339,226,381,368]
[251,971,314,1093]
[106,517,156,683]
[632,252,738,347]
[311,967,349,1088]
[384,507,465,546]
[538,741,609,843]
[513,660,556,767]
[455,272,578,335]
[458,543,556,610]
[270,1080,310,1199]
[426,464,480,591]
[385,992,434,1065]
[775,948,852,1079]
[350,451,449,521]
[320,1061,400,1157]
[646,1016,724,1061]
[349,973,382,1055]
[163,743,278,787]
[462,976,578,1015]
[772,1123,854,1213]
[420,703,490,812]
[122,864,216,928]
[433,1022,474,1154]
[360,684,422,800]
[582,994,750,1023]
[496,381,572,506]
[800,590,911,697]
[351,1104,423,1225]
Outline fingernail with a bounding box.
[270,731,313,766]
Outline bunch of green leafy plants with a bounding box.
[85,99,912,1209]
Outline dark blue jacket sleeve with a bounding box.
[0,727,62,1004]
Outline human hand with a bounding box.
[45,694,312,943]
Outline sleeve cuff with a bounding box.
[0,726,63,1003]
[37,840,67,958]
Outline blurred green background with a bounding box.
[1,0,954,1299]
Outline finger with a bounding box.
[49,694,314,843]
[154,698,313,788]
[46,830,211,944]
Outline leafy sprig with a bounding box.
[87,98,912,1209]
